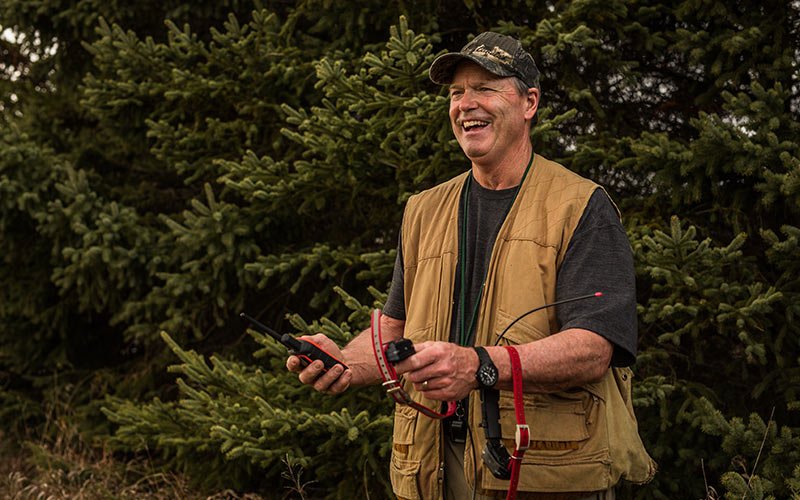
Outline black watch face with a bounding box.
[478,364,498,387]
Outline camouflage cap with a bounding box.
[429,31,540,89]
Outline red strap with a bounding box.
[503,346,527,500]
[370,309,456,419]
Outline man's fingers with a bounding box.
[315,364,350,393]
[395,341,453,379]
[284,333,350,394]
[286,355,304,373]
[311,363,349,393]
[329,369,352,393]
[394,341,437,375]
[297,359,325,385]
[292,359,350,394]
[413,378,435,393]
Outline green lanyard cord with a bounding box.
[457,152,535,347]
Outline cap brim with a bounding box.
[429,52,516,85]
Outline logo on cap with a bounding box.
[469,44,514,65]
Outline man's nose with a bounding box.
[458,90,479,111]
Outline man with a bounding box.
[288,32,655,499]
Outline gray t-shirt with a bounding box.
[383,177,638,367]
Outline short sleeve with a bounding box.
[382,229,406,320]
[556,189,638,367]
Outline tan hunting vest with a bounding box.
[390,155,656,499]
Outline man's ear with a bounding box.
[524,88,540,120]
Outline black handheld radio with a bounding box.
[240,313,348,372]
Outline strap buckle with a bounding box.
[515,424,530,451]
[381,379,411,404]
[381,379,401,391]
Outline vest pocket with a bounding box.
[499,391,596,461]
[390,406,422,499]
[486,390,612,492]
[494,307,551,344]
[404,255,442,339]
[390,454,422,500]
[392,405,417,453]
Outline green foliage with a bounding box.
[630,215,800,497]
[104,293,393,495]
[2,0,799,498]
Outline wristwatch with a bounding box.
[473,346,499,388]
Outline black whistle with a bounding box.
[240,313,348,371]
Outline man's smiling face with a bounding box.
[448,61,537,168]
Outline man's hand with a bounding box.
[393,341,479,401]
[286,334,351,394]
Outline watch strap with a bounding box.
[473,345,498,388]
[474,345,492,366]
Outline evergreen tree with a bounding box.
[2,1,798,498]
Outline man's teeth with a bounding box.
[463,120,489,130]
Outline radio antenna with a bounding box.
[494,292,603,346]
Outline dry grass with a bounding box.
[0,381,313,499]
[3,440,189,499]
[0,429,269,500]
